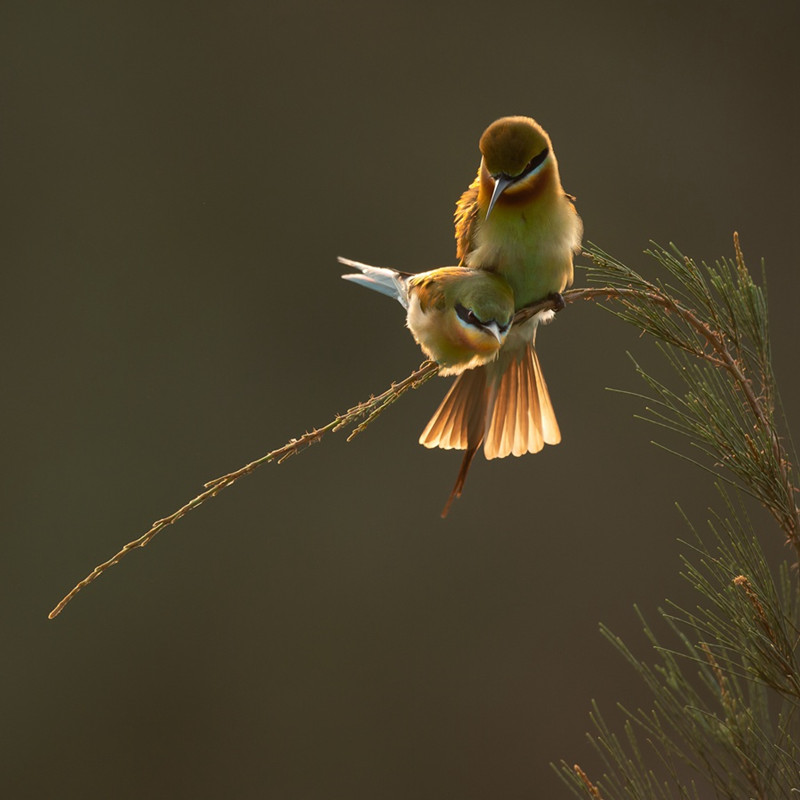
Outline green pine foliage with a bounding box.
[559,237,800,799]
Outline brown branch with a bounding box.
[49,265,798,618]
[560,281,798,543]
[48,360,439,619]
[573,764,604,799]
[566,285,765,420]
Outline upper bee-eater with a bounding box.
[420,116,583,513]
[340,257,515,375]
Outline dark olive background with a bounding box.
[3,2,798,798]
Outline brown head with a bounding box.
[477,116,559,217]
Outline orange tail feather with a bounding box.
[440,446,480,518]
[420,336,560,513]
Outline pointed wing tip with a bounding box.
[337,256,365,269]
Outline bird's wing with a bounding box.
[338,257,411,309]
[454,175,480,264]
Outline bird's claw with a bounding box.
[549,292,566,313]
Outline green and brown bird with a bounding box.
[340,258,515,375]
[420,116,583,513]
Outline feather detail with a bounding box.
[435,116,579,511]
[339,257,410,308]
[419,326,561,510]
[454,175,480,264]
[482,342,559,459]
[440,446,480,519]
[419,366,487,451]
[421,367,487,518]
[531,345,560,445]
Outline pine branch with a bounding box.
[559,236,800,799]
[580,235,799,556]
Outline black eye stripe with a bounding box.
[521,147,549,178]
[455,303,480,326]
[494,147,550,183]
[455,303,509,333]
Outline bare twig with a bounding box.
[42,286,613,620]
[573,764,605,799]
[48,360,439,618]
[49,250,798,618]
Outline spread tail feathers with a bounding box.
[483,343,560,459]
[419,365,488,452]
[420,342,560,515]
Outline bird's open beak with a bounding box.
[485,174,515,220]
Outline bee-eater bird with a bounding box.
[420,116,583,514]
[340,257,515,375]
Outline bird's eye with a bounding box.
[522,147,549,177]
[455,303,483,328]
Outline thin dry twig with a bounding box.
[573,764,605,799]
[49,260,796,618]
[47,291,592,619]
[48,360,439,619]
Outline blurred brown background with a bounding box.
[3,2,798,798]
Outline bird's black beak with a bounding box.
[485,174,515,221]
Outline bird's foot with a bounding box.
[548,292,566,313]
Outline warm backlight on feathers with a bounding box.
[479,116,552,178]
[344,113,582,516]
[405,269,514,376]
[439,113,582,515]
